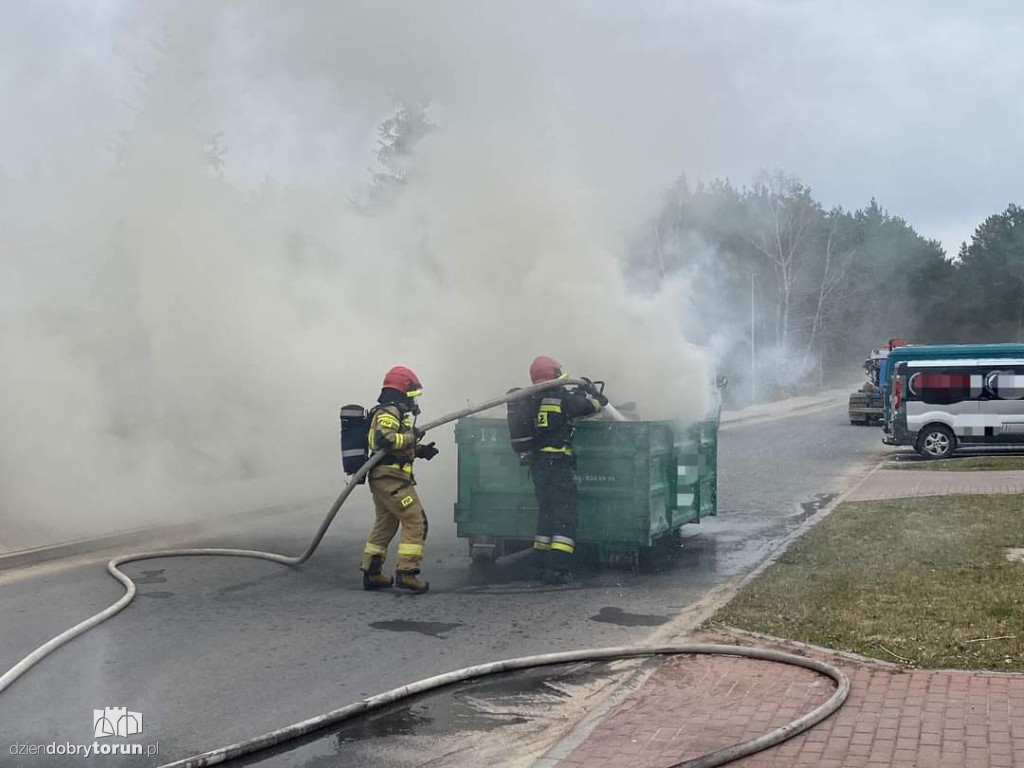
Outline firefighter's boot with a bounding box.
[362,555,393,591]
[395,570,430,593]
[543,568,574,586]
[531,549,548,582]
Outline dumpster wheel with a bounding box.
[155,643,850,768]
[468,534,502,565]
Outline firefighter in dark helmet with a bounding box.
[361,366,439,593]
[528,356,607,584]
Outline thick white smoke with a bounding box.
[372,133,710,417]
[0,2,710,548]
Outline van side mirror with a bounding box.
[716,375,729,389]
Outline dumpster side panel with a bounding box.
[455,417,707,551]
[700,418,718,517]
[673,424,700,526]
[454,419,535,539]
[575,422,655,546]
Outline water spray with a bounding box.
[603,403,629,422]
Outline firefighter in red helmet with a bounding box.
[360,366,438,593]
[527,355,607,584]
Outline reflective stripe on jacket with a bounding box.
[533,385,602,456]
[368,404,418,464]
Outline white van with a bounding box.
[887,356,1024,458]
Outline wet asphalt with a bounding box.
[0,404,887,767]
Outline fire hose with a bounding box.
[0,379,849,767]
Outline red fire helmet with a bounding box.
[529,355,564,384]
[382,366,423,397]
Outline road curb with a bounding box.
[709,625,1024,679]
[0,496,332,573]
[533,657,663,767]
[706,624,908,672]
[534,456,888,766]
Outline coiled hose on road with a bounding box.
[161,644,849,768]
[0,379,850,767]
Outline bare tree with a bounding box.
[801,215,855,374]
[647,175,689,279]
[746,170,819,352]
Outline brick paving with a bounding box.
[558,467,1024,766]
[561,637,1024,767]
[848,469,1024,501]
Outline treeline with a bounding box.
[630,172,1024,402]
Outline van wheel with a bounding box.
[915,424,956,459]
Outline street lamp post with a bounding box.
[819,323,825,388]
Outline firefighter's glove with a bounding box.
[416,442,439,461]
[594,391,609,407]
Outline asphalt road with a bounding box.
[0,404,887,767]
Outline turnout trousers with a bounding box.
[361,465,428,573]
[529,455,578,572]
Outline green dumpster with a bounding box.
[453,417,718,567]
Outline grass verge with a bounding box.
[715,494,1024,670]
[887,455,1024,471]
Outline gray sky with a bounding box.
[3,0,1022,254]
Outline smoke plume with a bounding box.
[1,1,711,547]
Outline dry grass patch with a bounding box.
[716,494,1024,669]
[887,455,1024,471]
